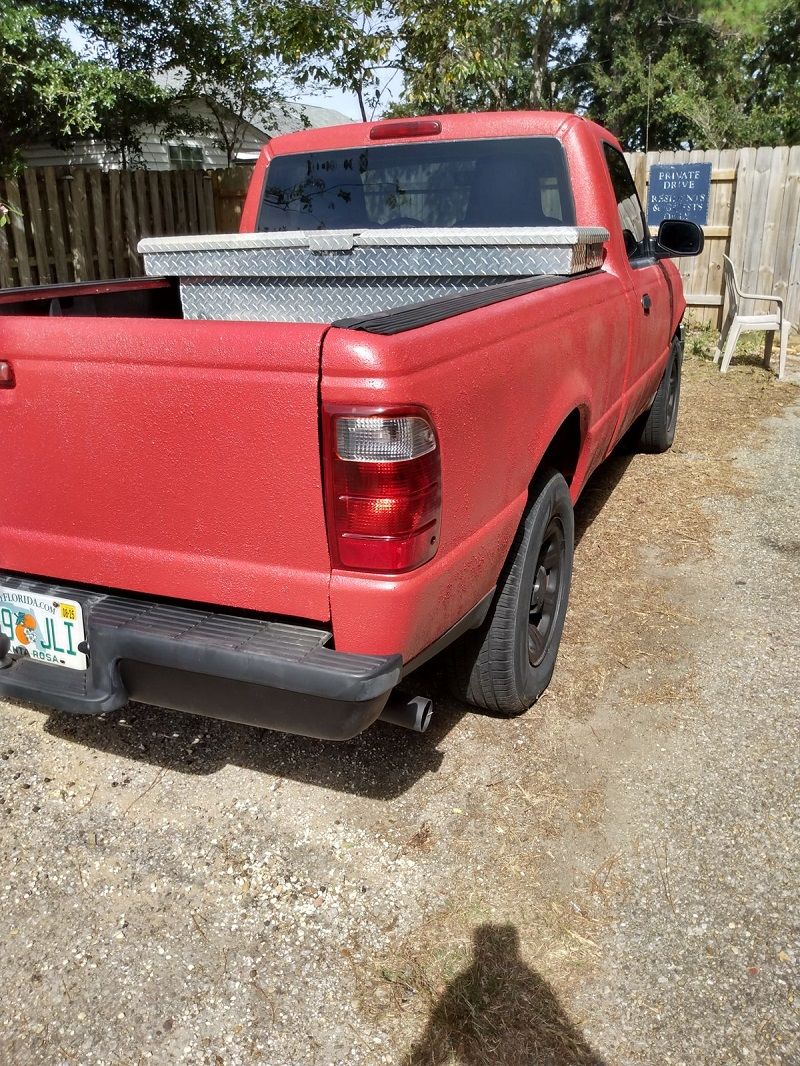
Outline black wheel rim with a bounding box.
[666,353,680,430]
[528,517,567,668]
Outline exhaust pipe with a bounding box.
[379,693,433,733]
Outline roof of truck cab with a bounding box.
[261,110,611,159]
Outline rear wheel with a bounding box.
[637,334,683,453]
[448,468,574,715]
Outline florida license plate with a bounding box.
[0,586,87,670]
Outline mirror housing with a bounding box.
[653,218,704,259]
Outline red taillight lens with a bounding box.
[369,119,442,141]
[324,407,442,572]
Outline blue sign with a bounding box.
[647,162,712,226]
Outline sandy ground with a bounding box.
[0,337,798,1065]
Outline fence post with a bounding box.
[23,169,51,285]
[120,172,141,275]
[89,169,111,279]
[43,168,70,283]
[0,217,14,287]
[4,178,32,286]
[773,147,800,315]
[210,168,250,233]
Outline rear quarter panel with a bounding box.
[322,271,629,660]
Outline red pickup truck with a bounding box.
[0,112,701,739]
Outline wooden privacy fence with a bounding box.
[625,146,800,328]
[0,166,252,288]
[2,152,799,329]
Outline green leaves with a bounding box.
[390,0,797,149]
[1,6,108,172]
[570,0,799,149]
[393,0,575,115]
[268,0,395,120]
[1,0,797,176]
[0,3,194,171]
[166,0,295,165]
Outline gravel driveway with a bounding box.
[1,346,798,1065]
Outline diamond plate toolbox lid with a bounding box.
[138,227,610,280]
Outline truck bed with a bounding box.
[0,277,182,319]
[0,259,602,638]
[0,217,608,631]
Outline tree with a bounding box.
[566,0,756,149]
[390,0,576,115]
[0,3,123,173]
[698,0,775,35]
[567,0,800,150]
[744,0,800,145]
[272,0,394,121]
[61,0,305,166]
[169,0,295,166]
[3,0,797,180]
[52,0,204,166]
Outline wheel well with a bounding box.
[536,410,583,488]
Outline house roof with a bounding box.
[250,102,353,137]
[154,71,352,136]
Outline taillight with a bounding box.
[323,406,442,572]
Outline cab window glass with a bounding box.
[258,137,575,231]
[603,144,648,258]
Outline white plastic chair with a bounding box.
[714,254,790,378]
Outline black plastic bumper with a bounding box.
[0,574,402,740]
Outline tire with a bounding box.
[637,334,683,453]
[448,468,574,715]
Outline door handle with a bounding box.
[642,293,652,315]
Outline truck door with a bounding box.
[602,143,672,434]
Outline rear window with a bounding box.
[257,136,575,231]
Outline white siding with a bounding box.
[20,99,352,171]
[22,140,120,169]
[22,108,270,171]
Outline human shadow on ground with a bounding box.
[37,449,636,798]
[401,924,606,1066]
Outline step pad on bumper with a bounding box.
[0,575,401,739]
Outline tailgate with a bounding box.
[0,317,332,620]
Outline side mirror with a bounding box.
[653,219,704,258]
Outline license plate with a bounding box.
[0,586,87,671]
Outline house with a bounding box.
[21,101,352,171]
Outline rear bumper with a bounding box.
[0,575,401,740]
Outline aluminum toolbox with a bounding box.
[138,227,610,323]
